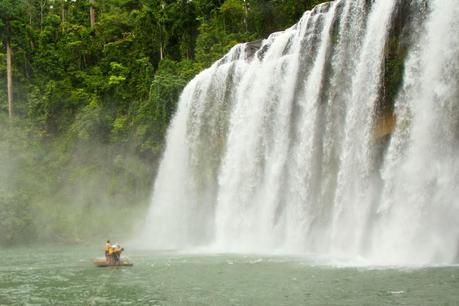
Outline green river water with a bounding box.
[0,246,458,305]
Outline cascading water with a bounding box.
[373,0,459,265]
[140,0,459,265]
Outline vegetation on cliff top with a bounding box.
[0,0,326,245]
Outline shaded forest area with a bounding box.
[0,0,326,245]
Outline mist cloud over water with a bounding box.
[0,121,151,246]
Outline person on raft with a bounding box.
[104,241,124,264]
[105,240,112,261]
[112,244,124,264]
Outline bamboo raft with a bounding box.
[94,257,134,267]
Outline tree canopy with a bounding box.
[0,0,328,245]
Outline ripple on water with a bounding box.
[0,247,458,306]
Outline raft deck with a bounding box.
[94,257,133,267]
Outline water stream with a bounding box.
[141,0,459,266]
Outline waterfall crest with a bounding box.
[141,0,459,265]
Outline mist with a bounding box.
[0,116,155,247]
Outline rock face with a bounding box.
[245,40,263,59]
[141,0,459,265]
[374,112,396,139]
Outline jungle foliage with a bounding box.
[0,0,327,245]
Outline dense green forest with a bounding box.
[0,0,327,245]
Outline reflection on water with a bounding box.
[0,246,458,305]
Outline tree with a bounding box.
[0,0,333,245]
[90,0,96,28]
[154,0,166,60]
[220,0,246,33]
[0,0,26,119]
[1,1,14,118]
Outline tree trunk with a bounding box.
[90,0,96,28]
[40,0,46,30]
[61,3,65,23]
[159,41,164,60]
[243,0,248,33]
[6,40,13,119]
[159,25,164,60]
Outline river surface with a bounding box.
[0,246,458,305]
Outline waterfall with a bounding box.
[374,0,459,265]
[140,0,459,265]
